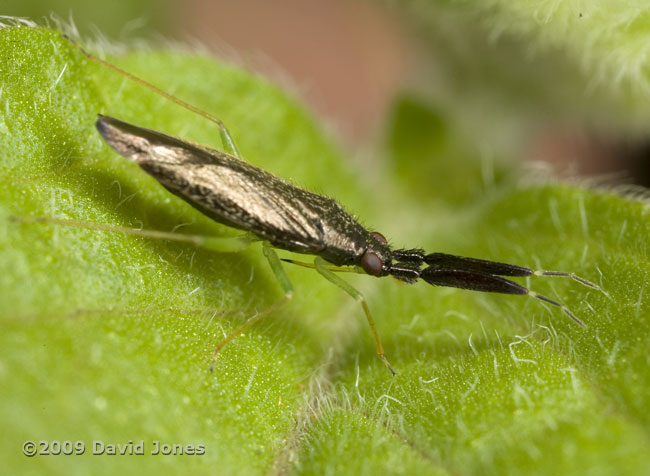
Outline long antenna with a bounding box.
[62,33,240,156]
[64,34,225,127]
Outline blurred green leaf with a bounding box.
[385,0,650,153]
[385,94,509,204]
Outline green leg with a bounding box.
[10,216,252,253]
[262,242,294,299]
[314,257,395,375]
[218,124,241,158]
[281,257,364,274]
[210,242,294,370]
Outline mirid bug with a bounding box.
[16,33,599,375]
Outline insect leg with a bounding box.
[424,253,599,289]
[420,268,585,327]
[10,216,252,253]
[532,270,600,290]
[210,242,294,370]
[281,258,362,274]
[314,257,396,375]
[217,122,241,158]
[424,252,532,276]
[262,242,294,300]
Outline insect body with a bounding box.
[16,33,599,375]
[96,116,385,269]
[94,115,597,375]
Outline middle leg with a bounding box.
[314,257,395,375]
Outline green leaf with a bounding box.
[2,24,649,476]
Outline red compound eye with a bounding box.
[361,251,383,276]
[371,232,387,244]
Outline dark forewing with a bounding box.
[96,115,337,253]
[151,150,335,252]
